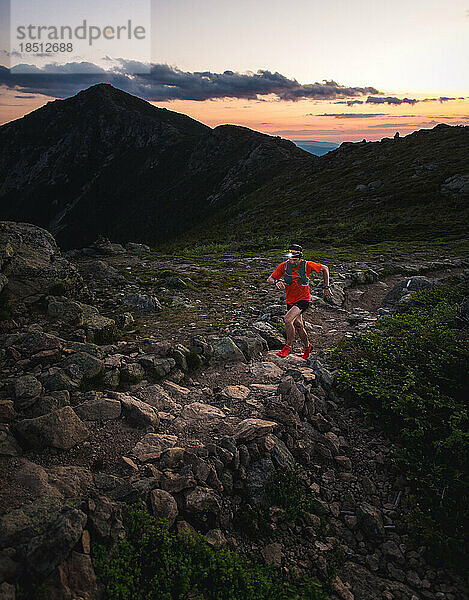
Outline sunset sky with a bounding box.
[0,0,467,143]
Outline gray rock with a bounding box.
[126,242,150,253]
[211,337,245,364]
[252,321,285,349]
[440,174,469,196]
[230,328,268,360]
[59,351,104,383]
[123,293,162,312]
[0,221,85,303]
[357,502,385,540]
[110,393,159,428]
[246,458,276,506]
[0,425,22,456]
[234,418,278,443]
[82,259,126,284]
[184,486,221,528]
[13,406,89,450]
[13,374,43,409]
[150,489,178,526]
[25,507,87,578]
[74,397,121,421]
[382,276,438,308]
[138,354,175,378]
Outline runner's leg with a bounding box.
[284,305,301,347]
[294,312,310,349]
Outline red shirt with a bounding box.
[270,259,322,304]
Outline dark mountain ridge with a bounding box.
[0,83,309,248]
[0,83,467,250]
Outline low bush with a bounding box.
[92,503,326,600]
[332,283,469,576]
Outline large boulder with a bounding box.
[252,322,285,349]
[47,296,117,344]
[25,507,87,578]
[13,406,89,450]
[382,276,438,308]
[211,337,245,365]
[0,221,85,303]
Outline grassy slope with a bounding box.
[170,124,468,253]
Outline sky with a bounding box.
[0,0,468,142]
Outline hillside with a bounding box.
[0,221,467,599]
[178,123,469,251]
[0,83,309,249]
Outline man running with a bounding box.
[267,244,331,358]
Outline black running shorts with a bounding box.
[286,300,311,314]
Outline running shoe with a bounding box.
[276,345,292,358]
[302,343,313,359]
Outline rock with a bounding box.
[13,375,43,409]
[112,393,160,428]
[123,293,162,312]
[115,312,135,329]
[149,489,178,526]
[440,174,469,196]
[181,402,226,424]
[13,406,89,450]
[252,321,285,349]
[81,259,126,284]
[132,433,178,461]
[205,528,226,547]
[234,418,278,443]
[249,361,283,380]
[221,385,250,401]
[42,551,99,600]
[356,502,385,540]
[0,425,22,456]
[277,377,305,413]
[0,221,84,303]
[89,237,126,255]
[126,242,150,253]
[59,351,104,383]
[261,542,283,566]
[138,355,175,378]
[246,458,276,506]
[211,337,245,364]
[74,397,121,421]
[0,583,15,599]
[382,276,438,308]
[268,435,295,471]
[335,455,352,470]
[0,400,17,422]
[230,328,268,360]
[47,296,117,343]
[10,458,92,499]
[184,486,221,528]
[25,507,87,578]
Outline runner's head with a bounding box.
[286,244,303,264]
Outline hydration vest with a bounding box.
[284,259,309,285]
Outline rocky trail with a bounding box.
[0,223,468,600]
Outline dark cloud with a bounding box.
[334,99,364,106]
[366,96,418,106]
[311,113,387,118]
[0,61,380,102]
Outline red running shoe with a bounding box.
[276,345,292,358]
[302,343,313,359]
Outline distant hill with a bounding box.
[0,83,309,249]
[0,83,467,250]
[292,140,339,156]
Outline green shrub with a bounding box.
[92,503,326,600]
[266,464,318,522]
[331,283,469,575]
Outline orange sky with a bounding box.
[0,87,467,143]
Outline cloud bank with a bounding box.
[0,61,380,102]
